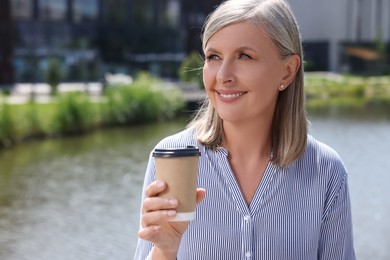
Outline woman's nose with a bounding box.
[216,61,235,84]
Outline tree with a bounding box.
[45,58,63,96]
[178,51,204,89]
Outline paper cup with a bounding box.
[153,146,200,221]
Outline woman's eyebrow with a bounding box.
[236,46,257,52]
[205,46,257,53]
[204,47,220,54]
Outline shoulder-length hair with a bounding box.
[188,0,308,167]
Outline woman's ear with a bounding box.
[281,54,300,87]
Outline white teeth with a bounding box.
[219,93,244,98]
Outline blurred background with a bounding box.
[0,0,389,259]
[1,0,389,85]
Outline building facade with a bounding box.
[2,0,222,84]
[1,0,390,86]
[289,0,390,72]
[0,0,15,86]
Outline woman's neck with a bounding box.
[222,119,273,160]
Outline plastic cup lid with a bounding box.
[152,146,201,158]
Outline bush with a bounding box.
[0,103,16,147]
[45,58,63,96]
[1,88,10,96]
[24,101,46,138]
[0,72,185,150]
[178,51,204,89]
[54,92,95,135]
[104,72,184,125]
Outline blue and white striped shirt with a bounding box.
[134,128,356,260]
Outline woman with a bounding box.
[134,0,356,259]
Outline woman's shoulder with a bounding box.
[306,135,343,162]
[154,128,199,149]
[303,135,347,177]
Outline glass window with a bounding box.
[73,0,99,23]
[133,0,153,27]
[163,0,180,28]
[39,0,67,21]
[12,0,33,19]
[103,0,127,24]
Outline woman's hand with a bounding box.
[138,180,206,259]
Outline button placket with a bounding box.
[242,214,253,259]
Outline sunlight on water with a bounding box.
[309,117,390,260]
[0,117,389,259]
[0,119,187,260]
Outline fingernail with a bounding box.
[168,199,178,206]
[167,210,176,217]
[156,180,164,188]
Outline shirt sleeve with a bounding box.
[133,153,155,260]
[317,166,356,260]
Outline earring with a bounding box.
[279,84,284,90]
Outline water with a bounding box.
[309,117,390,260]
[0,116,389,260]
[0,120,187,260]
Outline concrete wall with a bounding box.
[288,0,390,71]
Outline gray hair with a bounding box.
[189,0,308,167]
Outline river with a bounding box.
[0,116,389,260]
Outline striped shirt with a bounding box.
[134,128,356,260]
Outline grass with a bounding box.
[0,72,184,149]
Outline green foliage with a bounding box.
[305,74,366,99]
[374,32,389,74]
[0,103,16,148]
[304,60,319,72]
[45,58,63,96]
[178,51,204,88]
[305,73,390,118]
[0,72,185,150]
[24,101,46,137]
[1,71,390,150]
[1,88,10,96]
[104,72,184,125]
[54,93,94,135]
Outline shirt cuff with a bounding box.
[145,250,152,260]
[145,248,178,260]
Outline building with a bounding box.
[0,0,15,86]
[2,0,222,85]
[9,0,101,84]
[289,0,390,72]
[1,0,390,86]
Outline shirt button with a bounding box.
[244,215,250,221]
[245,251,252,258]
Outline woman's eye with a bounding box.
[239,53,251,59]
[206,54,220,61]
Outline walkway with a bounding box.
[1,82,206,105]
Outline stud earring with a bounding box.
[279,84,284,90]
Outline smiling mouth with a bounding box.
[217,92,247,99]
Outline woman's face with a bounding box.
[203,21,290,125]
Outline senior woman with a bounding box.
[134,0,356,259]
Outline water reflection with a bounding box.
[0,119,187,260]
[0,116,389,259]
[309,117,390,260]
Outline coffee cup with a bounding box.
[153,146,201,221]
